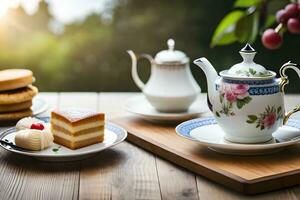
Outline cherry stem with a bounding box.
[275,23,283,33]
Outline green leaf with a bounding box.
[243,96,252,104]
[235,11,259,43]
[247,120,255,124]
[249,68,256,75]
[248,115,258,121]
[220,94,224,103]
[277,106,282,114]
[215,111,220,117]
[234,0,262,8]
[237,99,243,109]
[210,10,245,47]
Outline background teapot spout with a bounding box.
[193,57,220,111]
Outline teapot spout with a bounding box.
[193,57,220,111]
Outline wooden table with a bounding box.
[0,92,300,200]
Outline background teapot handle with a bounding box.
[127,50,154,91]
[279,62,300,124]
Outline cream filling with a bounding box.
[14,127,54,151]
[51,118,104,132]
[52,129,104,142]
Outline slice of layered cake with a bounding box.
[51,108,105,149]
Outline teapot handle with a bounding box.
[279,62,300,124]
[127,50,154,91]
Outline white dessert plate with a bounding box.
[32,97,48,116]
[176,117,300,155]
[0,117,127,161]
[124,95,209,122]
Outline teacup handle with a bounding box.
[279,62,300,124]
[127,50,154,91]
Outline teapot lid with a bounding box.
[225,44,272,78]
[154,39,189,64]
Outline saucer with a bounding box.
[0,117,127,162]
[124,95,209,122]
[32,97,48,116]
[176,117,300,155]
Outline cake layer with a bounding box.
[51,124,104,136]
[51,109,104,125]
[51,118,104,132]
[53,134,104,150]
[52,128,104,142]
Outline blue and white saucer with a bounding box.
[176,117,300,155]
[0,117,127,162]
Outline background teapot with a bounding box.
[194,44,300,144]
[127,39,200,112]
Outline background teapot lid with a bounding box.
[226,44,272,78]
[154,39,189,64]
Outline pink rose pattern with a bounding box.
[263,112,276,129]
[215,83,252,117]
[246,105,283,130]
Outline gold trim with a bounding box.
[283,105,300,124]
[279,77,288,93]
[279,62,300,124]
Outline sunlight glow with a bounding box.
[0,0,113,24]
[0,0,10,18]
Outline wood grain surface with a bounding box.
[113,115,300,194]
[0,92,299,199]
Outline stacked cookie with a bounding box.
[0,69,38,121]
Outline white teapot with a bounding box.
[127,39,200,112]
[194,44,300,144]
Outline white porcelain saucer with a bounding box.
[0,117,127,162]
[176,117,300,155]
[32,97,48,116]
[124,95,209,122]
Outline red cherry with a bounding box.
[287,18,300,33]
[30,123,45,130]
[261,29,283,50]
[285,3,300,18]
[276,9,289,24]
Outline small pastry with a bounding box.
[0,109,33,121]
[51,108,105,150]
[0,69,34,91]
[14,118,53,151]
[0,85,38,104]
[16,117,44,131]
[0,100,32,113]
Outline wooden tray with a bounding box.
[112,116,300,195]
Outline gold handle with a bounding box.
[279,62,300,124]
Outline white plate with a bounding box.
[176,117,300,155]
[124,95,209,122]
[0,117,127,161]
[32,98,48,116]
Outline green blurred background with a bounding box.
[0,0,299,92]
